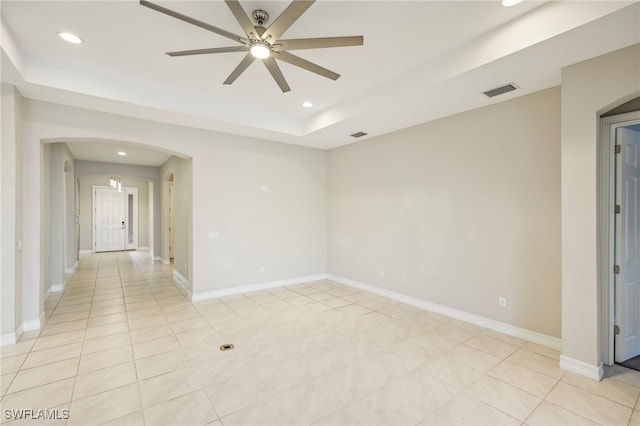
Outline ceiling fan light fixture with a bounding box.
[250,42,271,59]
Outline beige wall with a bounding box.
[1,84,23,339]
[19,99,327,305]
[78,175,150,251]
[561,44,640,371]
[161,156,192,283]
[328,87,562,337]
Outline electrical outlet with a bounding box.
[260,266,265,273]
[379,270,384,279]
[499,297,507,308]
[401,275,407,283]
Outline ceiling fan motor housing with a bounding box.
[252,10,269,27]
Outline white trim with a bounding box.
[0,333,17,347]
[78,249,93,255]
[173,269,189,285]
[192,274,329,302]
[328,274,562,350]
[22,314,44,332]
[50,283,64,293]
[560,355,604,381]
[64,267,75,274]
[44,287,52,301]
[599,111,640,366]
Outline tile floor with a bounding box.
[1,251,640,425]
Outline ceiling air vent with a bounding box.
[350,132,368,138]
[483,83,518,98]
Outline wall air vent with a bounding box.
[483,83,518,98]
[350,132,368,138]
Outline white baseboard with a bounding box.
[560,355,604,381]
[328,274,562,351]
[78,249,93,255]
[159,257,170,265]
[22,313,44,332]
[64,267,75,274]
[50,283,64,293]
[191,273,329,302]
[0,333,17,347]
[173,269,189,285]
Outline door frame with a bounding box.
[92,185,139,253]
[600,111,640,366]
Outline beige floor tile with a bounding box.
[219,396,288,426]
[545,381,632,425]
[77,345,133,374]
[22,342,83,370]
[526,400,598,426]
[562,371,640,408]
[135,349,189,380]
[86,312,127,328]
[507,348,565,379]
[81,332,130,355]
[40,319,88,337]
[449,344,501,373]
[630,410,640,426]
[464,334,519,359]
[169,317,211,334]
[67,383,141,426]
[32,330,84,352]
[84,322,129,340]
[312,402,377,426]
[1,372,15,396]
[138,367,202,407]
[128,314,168,331]
[0,377,75,411]
[0,340,35,360]
[132,334,180,359]
[129,324,173,344]
[338,304,373,316]
[0,354,27,375]
[47,311,90,325]
[143,390,218,426]
[7,357,78,394]
[465,375,541,421]
[73,361,137,400]
[488,360,558,398]
[418,393,520,426]
[523,341,561,360]
[101,410,145,426]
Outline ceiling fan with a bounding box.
[140,0,364,93]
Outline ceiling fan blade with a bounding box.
[167,46,248,57]
[276,36,363,51]
[223,53,257,85]
[224,0,259,40]
[261,0,315,43]
[263,57,291,93]
[140,0,245,44]
[276,51,340,81]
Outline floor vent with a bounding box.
[220,343,235,351]
[350,131,368,138]
[483,83,518,98]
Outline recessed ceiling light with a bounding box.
[58,32,83,44]
[117,151,127,156]
[502,0,522,6]
[302,101,313,108]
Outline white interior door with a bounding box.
[615,125,640,362]
[94,187,126,252]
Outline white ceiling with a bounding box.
[64,140,173,167]
[1,0,639,163]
